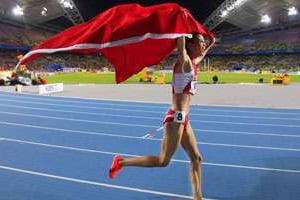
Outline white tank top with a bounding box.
[172,65,197,95]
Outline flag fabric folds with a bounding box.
[16,3,214,83]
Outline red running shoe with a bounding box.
[109,155,124,179]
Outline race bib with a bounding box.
[174,111,186,123]
[191,80,197,92]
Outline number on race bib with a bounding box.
[177,113,183,121]
[174,111,186,123]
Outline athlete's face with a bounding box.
[195,34,206,53]
[198,35,207,52]
[189,34,206,56]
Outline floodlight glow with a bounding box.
[59,0,73,9]
[261,14,271,24]
[219,0,247,18]
[234,0,245,7]
[227,4,235,12]
[41,7,48,16]
[220,10,229,18]
[221,10,228,17]
[64,2,73,9]
[288,7,298,16]
[12,5,24,16]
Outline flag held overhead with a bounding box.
[16,3,214,83]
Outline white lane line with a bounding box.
[198,129,300,138]
[0,165,218,200]
[0,93,169,109]
[0,121,145,139]
[201,162,300,174]
[0,121,300,152]
[198,120,300,128]
[0,111,157,128]
[1,119,300,140]
[0,103,159,120]
[2,119,300,139]
[199,142,300,152]
[142,126,164,138]
[0,99,161,113]
[0,103,299,121]
[2,137,300,174]
[0,95,299,115]
[195,113,300,121]
[1,110,299,128]
[0,104,300,122]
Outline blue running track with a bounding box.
[0,91,299,200]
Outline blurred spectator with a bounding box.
[38,76,47,84]
[0,22,299,74]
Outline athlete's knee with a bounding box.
[192,154,203,166]
[158,157,171,167]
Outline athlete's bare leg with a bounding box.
[181,122,203,200]
[119,122,184,167]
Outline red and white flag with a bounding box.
[16,3,214,83]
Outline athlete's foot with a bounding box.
[109,155,124,179]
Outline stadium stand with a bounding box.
[0,22,299,74]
